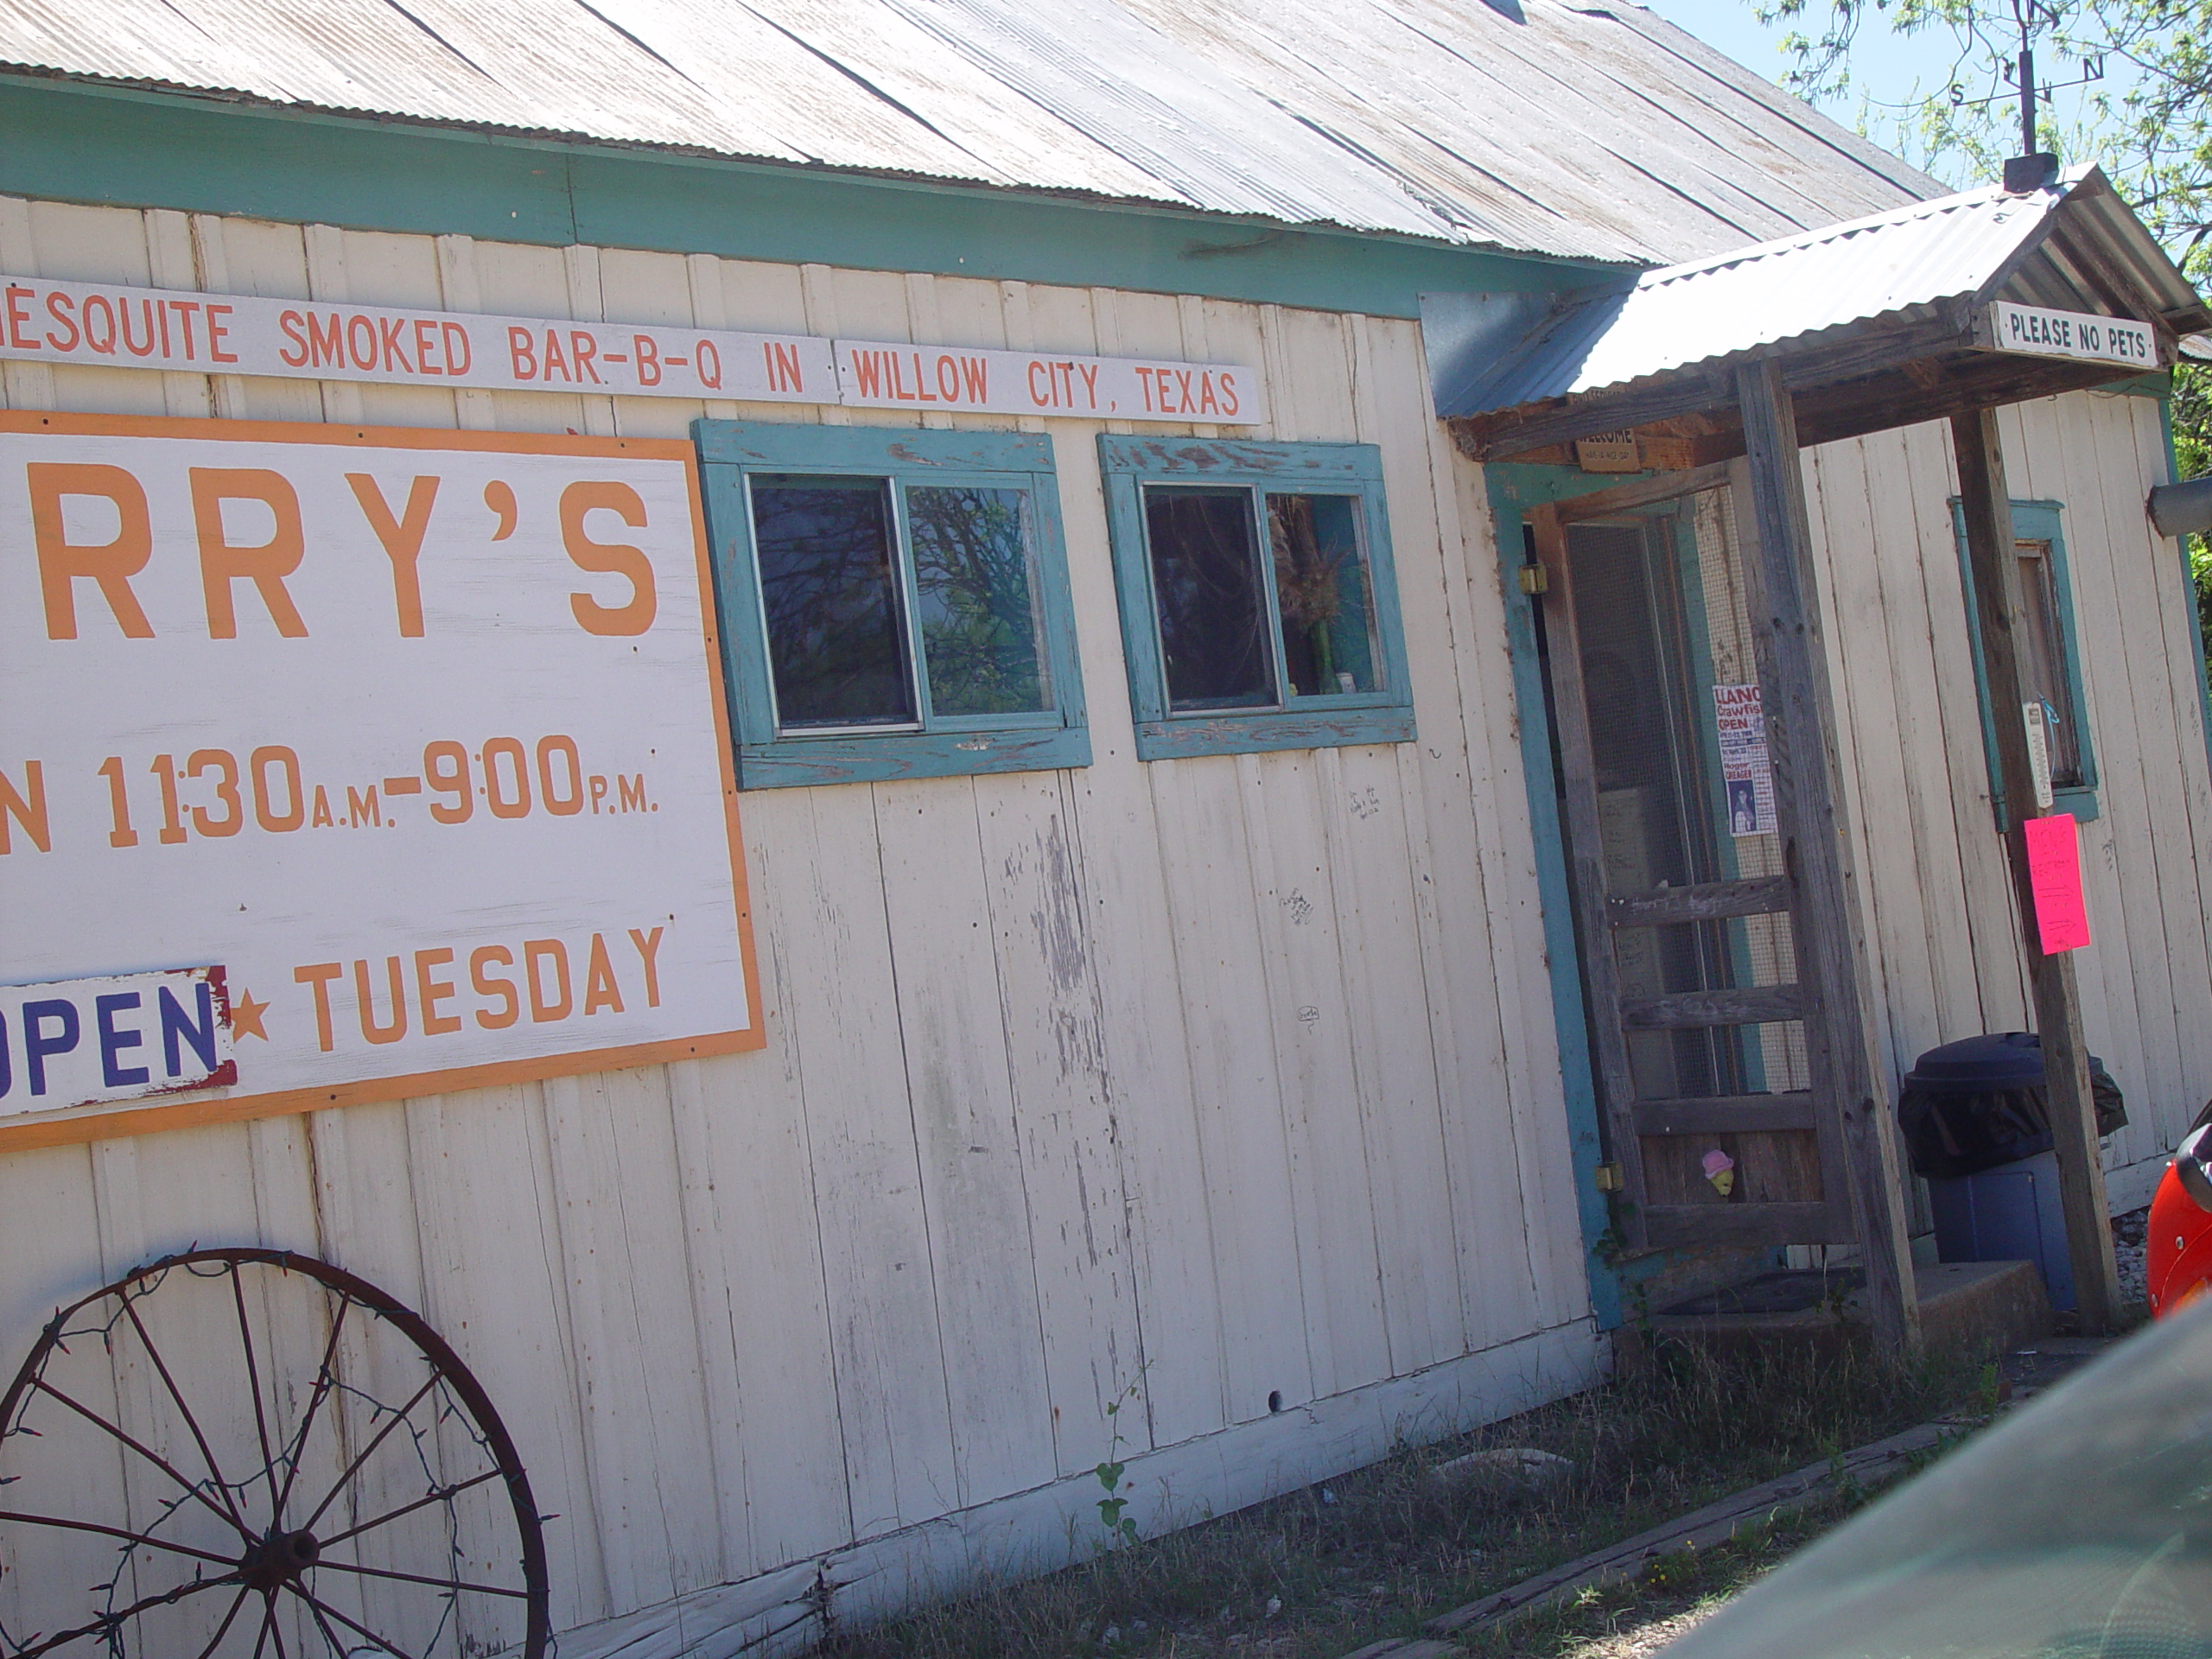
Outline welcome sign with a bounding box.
[0,412,762,1147]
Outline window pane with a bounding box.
[2016,541,2082,785]
[750,474,915,729]
[907,485,1050,716]
[1268,493,1379,696]
[1144,486,1273,710]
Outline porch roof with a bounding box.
[1442,167,2211,464]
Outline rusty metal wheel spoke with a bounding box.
[287,1586,356,1659]
[297,1555,532,1599]
[227,1271,284,1526]
[191,1586,255,1659]
[285,1586,420,1659]
[0,1249,548,1658]
[11,1569,243,1659]
[118,1299,251,1536]
[293,1370,444,1537]
[266,1298,351,1527]
[0,1508,238,1569]
[265,1591,293,1659]
[22,1374,255,1543]
[314,1466,503,1553]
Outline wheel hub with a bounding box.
[238,1527,321,1591]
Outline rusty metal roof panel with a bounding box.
[0,0,1944,267]
[1446,173,2153,414]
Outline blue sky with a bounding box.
[1632,0,2127,189]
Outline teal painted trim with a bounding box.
[1949,495,2101,828]
[1133,709,1416,759]
[1096,436,1417,761]
[737,728,1091,787]
[0,74,1619,321]
[2158,389,2212,785]
[697,418,1088,789]
[2101,372,2171,399]
[1482,461,1667,1332]
[697,424,1055,471]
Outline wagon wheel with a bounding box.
[0,1249,549,1658]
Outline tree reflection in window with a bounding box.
[1268,493,1378,697]
[910,485,1049,716]
[751,474,914,728]
[1144,486,1273,710]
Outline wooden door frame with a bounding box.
[1532,462,1858,1254]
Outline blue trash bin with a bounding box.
[1926,1149,2076,1310]
[1897,1033,2127,1313]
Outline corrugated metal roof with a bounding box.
[0,0,1941,267]
[1439,168,2208,416]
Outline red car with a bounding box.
[2148,1111,2212,1317]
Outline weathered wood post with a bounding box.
[1950,406,2124,1332]
[1735,356,1922,1357]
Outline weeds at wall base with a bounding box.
[816,1339,1989,1659]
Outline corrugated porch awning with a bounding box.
[1440,166,2210,465]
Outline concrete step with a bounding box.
[1631,1258,2051,1364]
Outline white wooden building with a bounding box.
[0,2,2204,1653]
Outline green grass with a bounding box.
[1454,1488,1863,1659]
[817,1340,1991,1659]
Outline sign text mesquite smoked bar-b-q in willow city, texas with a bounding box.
[0,412,764,1147]
[0,273,1266,423]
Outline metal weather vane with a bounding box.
[1946,0,2105,159]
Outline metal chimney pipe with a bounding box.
[2151,476,2212,540]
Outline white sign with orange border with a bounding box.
[0,412,762,1147]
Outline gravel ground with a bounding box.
[1557,1607,1712,1657]
[2113,1205,2150,1307]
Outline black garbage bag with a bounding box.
[1897,1031,2127,1180]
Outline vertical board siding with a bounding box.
[0,192,1594,1644]
[541,1065,727,1607]
[1801,395,2212,1203]
[971,771,1145,1478]
[872,776,1060,1508]
[1039,321,1230,1452]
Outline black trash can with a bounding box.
[1897,1032,2127,1312]
[1897,1032,2126,1179]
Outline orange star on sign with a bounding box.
[229,988,270,1042]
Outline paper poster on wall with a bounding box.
[2023,813,2092,954]
[1713,683,1777,837]
[0,412,762,1147]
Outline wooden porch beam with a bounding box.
[1949,407,2125,1332]
[1732,355,1922,1357]
[1553,460,1736,522]
[1462,315,1971,461]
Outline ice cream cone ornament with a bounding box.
[1702,1148,1736,1197]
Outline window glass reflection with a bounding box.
[1144,486,1273,711]
[908,485,1049,717]
[750,474,914,729]
[1268,493,1379,696]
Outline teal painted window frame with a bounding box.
[697,420,1088,788]
[1949,496,2100,824]
[1096,436,1415,760]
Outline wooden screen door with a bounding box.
[1531,467,1856,1252]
